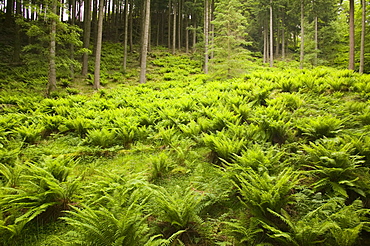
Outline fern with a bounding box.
[235,168,300,220]
[297,115,343,140]
[202,131,246,163]
[150,185,210,245]
[303,139,365,198]
[150,152,174,180]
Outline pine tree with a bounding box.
[210,0,250,79]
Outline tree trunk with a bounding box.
[168,0,172,50]
[82,0,91,76]
[185,15,189,53]
[263,25,267,64]
[178,0,181,50]
[70,0,76,78]
[314,15,318,66]
[123,0,129,72]
[48,0,57,96]
[139,0,151,84]
[172,0,176,54]
[282,15,285,61]
[94,0,104,90]
[269,0,273,67]
[92,0,98,47]
[359,0,366,74]
[192,12,196,52]
[349,0,355,70]
[5,0,14,24]
[300,0,304,69]
[204,0,209,73]
[13,0,21,63]
[129,0,133,53]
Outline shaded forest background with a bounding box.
[0,0,369,93]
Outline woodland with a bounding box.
[1,0,370,245]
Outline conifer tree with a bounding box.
[210,0,250,79]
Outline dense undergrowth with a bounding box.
[2,46,370,245]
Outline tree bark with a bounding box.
[192,12,196,52]
[70,0,76,78]
[349,0,355,70]
[269,0,273,67]
[82,0,91,76]
[204,0,209,73]
[314,15,318,66]
[282,15,285,61]
[168,0,172,50]
[178,0,181,50]
[94,0,104,90]
[185,15,189,53]
[139,0,151,84]
[172,0,176,54]
[359,0,366,74]
[13,0,21,63]
[123,0,129,72]
[48,0,57,96]
[300,0,304,69]
[263,25,267,64]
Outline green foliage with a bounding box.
[150,152,174,181]
[235,168,300,220]
[0,155,79,243]
[210,0,251,79]
[297,115,343,141]
[150,186,210,244]
[303,139,365,198]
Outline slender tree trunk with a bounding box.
[192,13,196,52]
[123,0,129,72]
[92,0,98,47]
[172,0,176,54]
[178,0,181,50]
[94,0,104,90]
[5,0,14,24]
[275,14,279,57]
[300,0,304,69]
[269,0,273,67]
[82,0,91,76]
[263,26,267,64]
[349,0,355,70]
[314,15,318,66]
[139,0,151,83]
[129,0,133,53]
[360,0,366,74]
[13,0,21,63]
[48,0,57,96]
[168,0,172,50]
[185,15,189,53]
[204,0,209,73]
[70,0,76,78]
[210,0,214,59]
[282,15,285,61]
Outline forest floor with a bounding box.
[2,45,370,245]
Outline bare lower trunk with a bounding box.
[48,0,57,96]
[300,0,304,69]
[204,0,209,73]
[172,1,176,54]
[269,0,273,67]
[314,16,318,66]
[349,0,355,70]
[123,0,129,71]
[82,0,91,76]
[139,0,151,83]
[93,0,104,90]
[359,0,366,74]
